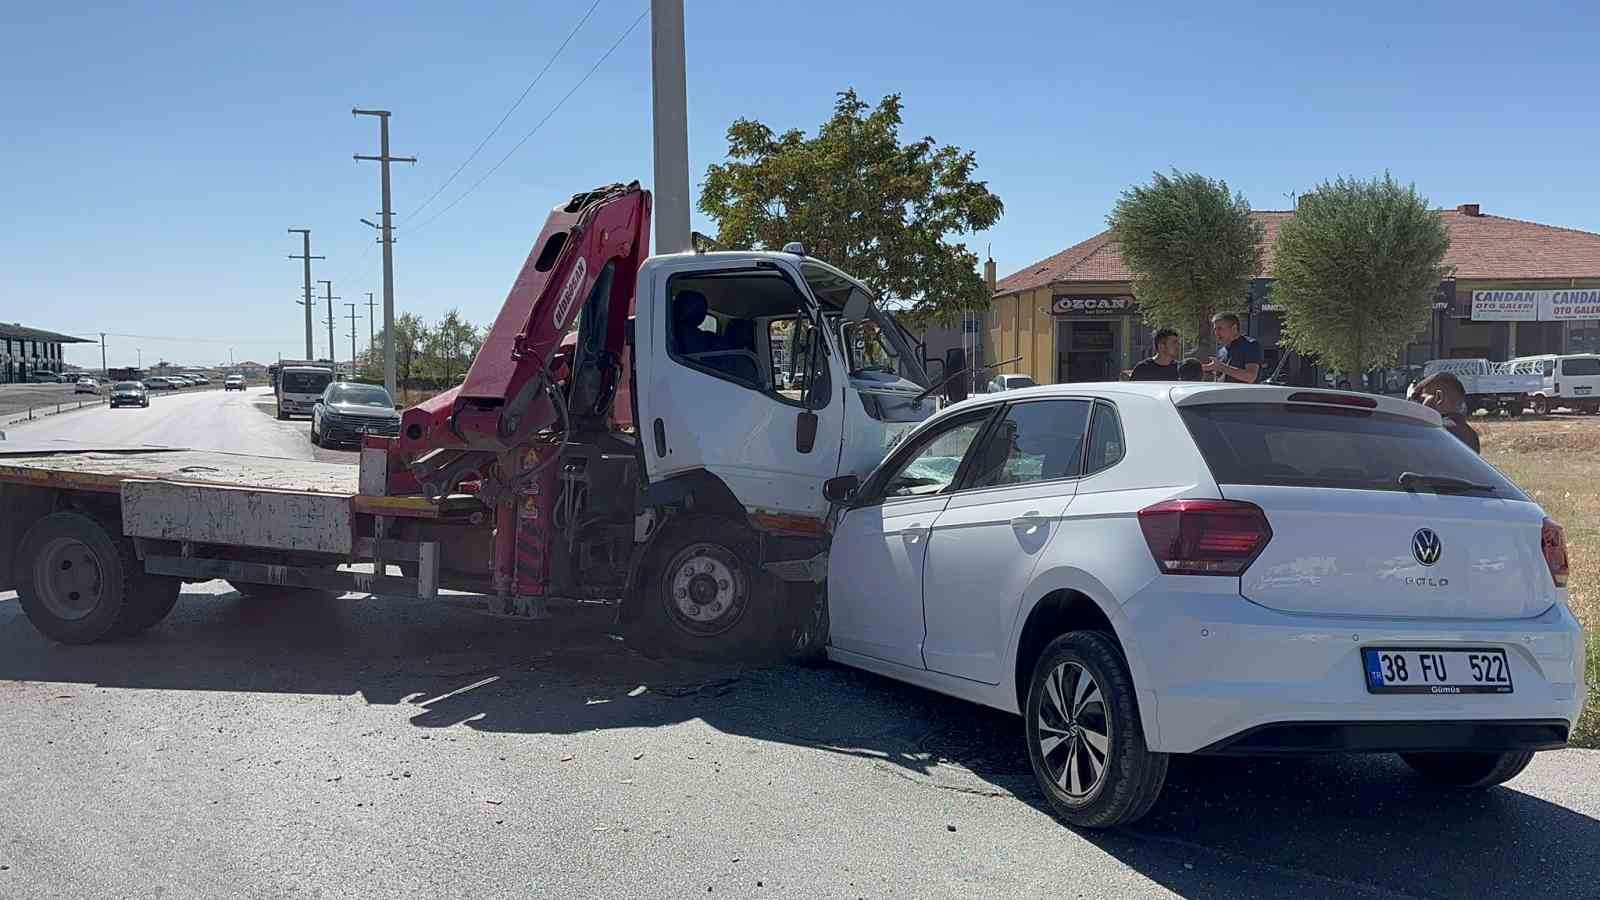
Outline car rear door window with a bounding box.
[966,399,1091,489]
[1180,403,1526,499]
[1084,401,1124,474]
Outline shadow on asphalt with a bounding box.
[1,588,1595,897]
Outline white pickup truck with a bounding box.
[1420,359,1540,416]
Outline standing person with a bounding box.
[1202,313,1262,384]
[1129,329,1182,381]
[1414,372,1481,453]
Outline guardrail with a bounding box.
[1,382,227,427]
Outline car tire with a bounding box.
[1025,631,1168,829]
[15,511,180,644]
[627,515,784,661]
[1399,750,1534,787]
[276,403,288,421]
[310,420,320,445]
[1531,396,1549,416]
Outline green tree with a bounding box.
[1109,170,1264,355]
[699,90,1004,323]
[1273,175,1450,380]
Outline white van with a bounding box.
[275,365,334,420]
[1508,354,1600,414]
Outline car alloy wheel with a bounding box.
[1036,660,1111,800]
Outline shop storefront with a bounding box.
[990,204,1600,385]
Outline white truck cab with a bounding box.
[634,250,941,523]
[275,365,334,420]
[1508,354,1600,414]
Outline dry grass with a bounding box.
[1478,414,1600,747]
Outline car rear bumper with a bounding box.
[1121,587,1587,754]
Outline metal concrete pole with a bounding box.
[287,229,322,359]
[354,110,415,398]
[650,0,691,255]
[319,280,340,366]
[365,291,377,361]
[345,302,361,367]
[99,333,107,376]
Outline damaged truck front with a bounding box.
[0,182,962,662]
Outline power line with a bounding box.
[406,7,648,236]
[405,0,604,221]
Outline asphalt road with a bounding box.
[0,383,347,463]
[2,390,1599,898]
[0,382,106,421]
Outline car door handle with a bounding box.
[901,524,928,544]
[1010,512,1049,533]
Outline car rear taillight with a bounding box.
[1138,499,1272,576]
[1542,517,1570,588]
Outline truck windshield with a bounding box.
[283,371,332,394]
[799,262,928,387]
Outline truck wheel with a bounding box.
[1505,403,1524,418]
[1531,395,1549,416]
[276,402,288,421]
[630,516,782,661]
[1399,751,1533,787]
[16,511,180,643]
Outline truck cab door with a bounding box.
[636,256,846,520]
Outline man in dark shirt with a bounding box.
[1414,372,1481,453]
[1129,329,1182,381]
[1202,313,1263,384]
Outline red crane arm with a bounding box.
[393,183,651,461]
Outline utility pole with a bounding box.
[319,280,340,367]
[287,229,323,360]
[354,109,415,399]
[137,348,143,369]
[345,303,362,369]
[651,0,691,255]
[99,333,107,376]
[365,291,377,358]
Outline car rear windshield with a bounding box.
[113,382,141,390]
[1561,357,1600,376]
[1179,402,1527,500]
[283,371,332,393]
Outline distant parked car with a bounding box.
[224,375,246,391]
[987,374,1037,393]
[142,377,174,391]
[74,377,101,395]
[109,381,149,408]
[190,375,211,385]
[28,372,65,384]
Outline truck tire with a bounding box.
[16,511,181,643]
[276,402,288,421]
[628,515,783,661]
[1531,395,1550,416]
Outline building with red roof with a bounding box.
[987,204,1600,386]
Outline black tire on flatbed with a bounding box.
[16,511,180,643]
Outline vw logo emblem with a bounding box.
[1412,528,1443,566]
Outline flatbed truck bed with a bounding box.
[0,441,455,644]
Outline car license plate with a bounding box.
[1362,647,1513,694]
[1576,386,1593,396]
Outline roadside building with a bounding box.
[990,204,1600,385]
[0,323,94,384]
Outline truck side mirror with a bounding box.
[823,474,860,503]
[943,347,969,404]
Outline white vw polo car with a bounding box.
[821,383,1585,828]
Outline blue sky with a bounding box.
[5,0,1598,368]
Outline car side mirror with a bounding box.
[943,347,969,404]
[823,474,860,503]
